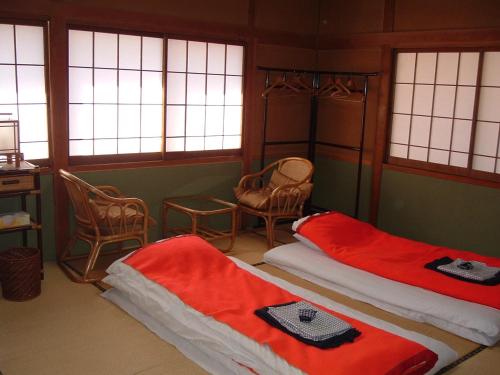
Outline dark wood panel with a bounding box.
[255,0,318,35]
[394,0,500,32]
[318,0,385,35]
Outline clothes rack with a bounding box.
[257,66,378,218]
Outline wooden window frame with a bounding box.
[66,25,246,167]
[0,18,51,168]
[387,47,500,184]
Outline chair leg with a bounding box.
[83,241,103,281]
[265,216,276,249]
[60,234,77,261]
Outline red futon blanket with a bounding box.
[124,235,437,375]
[296,212,500,309]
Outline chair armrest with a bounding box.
[236,160,281,189]
[88,187,150,235]
[268,182,310,213]
[95,185,124,197]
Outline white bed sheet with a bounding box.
[102,256,457,375]
[264,242,500,346]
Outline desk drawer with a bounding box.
[0,175,35,192]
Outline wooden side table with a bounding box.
[162,195,237,252]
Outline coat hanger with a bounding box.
[318,75,340,96]
[261,73,301,97]
[289,73,312,93]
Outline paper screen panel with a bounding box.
[141,105,162,137]
[205,106,224,135]
[477,87,500,122]
[223,106,242,135]
[119,70,141,104]
[436,53,459,85]
[207,43,225,74]
[454,86,476,120]
[17,66,46,103]
[94,104,117,138]
[118,138,140,154]
[187,42,206,73]
[118,105,140,138]
[225,45,243,75]
[223,135,241,149]
[393,84,413,114]
[142,71,163,104]
[395,53,415,83]
[185,137,205,151]
[69,67,93,103]
[15,25,44,65]
[94,32,117,68]
[68,30,93,67]
[166,105,185,137]
[187,74,206,105]
[142,37,163,71]
[0,24,15,64]
[206,75,225,105]
[119,35,141,69]
[94,139,117,155]
[390,143,408,158]
[0,66,17,102]
[458,53,479,85]
[409,115,431,147]
[70,140,93,156]
[390,114,411,144]
[20,141,48,159]
[167,39,186,72]
[412,84,434,115]
[474,122,499,157]
[141,137,161,152]
[166,73,186,104]
[481,52,500,86]
[415,53,437,84]
[451,120,472,153]
[186,106,205,136]
[225,76,243,105]
[94,69,118,104]
[428,149,449,165]
[165,137,185,151]
[430,118,452,150]
[18,104,48,142]
[69,104,93,139]
[433,85,455,117]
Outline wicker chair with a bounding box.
[59,169,152,283]
[234,157,314,248]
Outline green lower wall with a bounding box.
[4,158,497,259]
[1,161,242,261]
[310,157,500,257]
[378,169,500,257]
[311,157,371,222]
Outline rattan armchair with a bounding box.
[234,157,314,248]
[59,169,152,282]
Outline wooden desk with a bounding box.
[162,195,237,252]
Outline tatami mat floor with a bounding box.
[1,229,498,375]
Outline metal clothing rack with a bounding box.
[257,66,378,218]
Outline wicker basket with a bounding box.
[0,247,41,301]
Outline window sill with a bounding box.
[384,160,500,189]
[67,150,242,173]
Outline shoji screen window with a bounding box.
[0,24,48,160]
[166,40,243,151]
[68,30,163,156]
[389,50,500,180]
